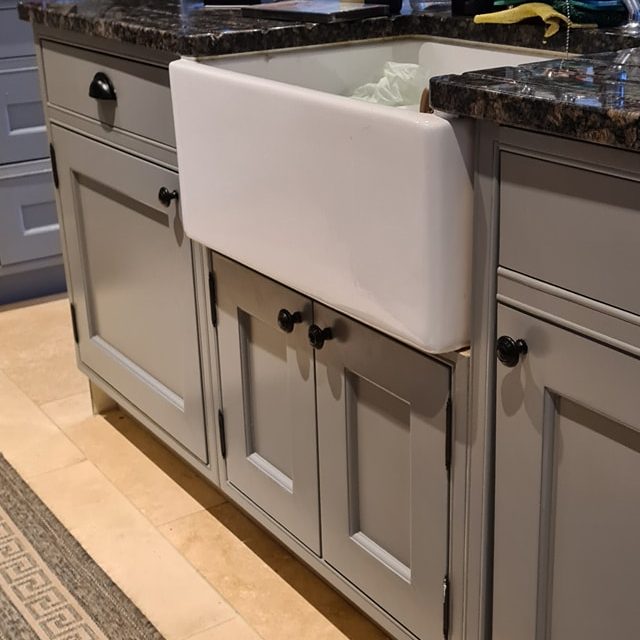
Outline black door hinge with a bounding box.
[69,302,79,344]
[208,272,218,327]
[49,143,59,189]
[218,409,227,459]
[443,574,450,639]
[445,396,453,473]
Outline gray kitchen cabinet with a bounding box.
[493,303,640,640]
[213,253,320,553]
[213,254,455,637]
[50,123,207,462]
[0,14,62,304]
[469,126,640,640]
[315,302,451,640]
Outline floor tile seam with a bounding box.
[156,515,250,624]
[22,456,157,532]
[1,366,82,410]
[25,458,240,634]
[0,373,88,477]
[156,506,309,594]
[155,496,229,530]
[67,451,204,533]
[38,389,92,413]
[47,454,240,614]
[61,416,225,528]
[180,617,266,640]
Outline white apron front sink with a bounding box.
[170,39,548,353]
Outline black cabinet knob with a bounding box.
[497,335,528,368]
[158,187,179,207]
[277,308,302,333]
[89,72,117,101]
[308,324,333,350]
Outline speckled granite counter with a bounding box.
[18,0,640,151]
[430,48,640,151]
[16,0,640,57]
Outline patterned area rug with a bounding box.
[0,455,164,640]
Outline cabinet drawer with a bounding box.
[500,151,640,317]
[0,1,35,59]
[0,160,59,266]
[0,57,47,164]
[42,41,175,148]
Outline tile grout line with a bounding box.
[38,388,92,411]
[180,617,267,640]
[61,409,228,528]
[24,456,242,639]
[155,515,263,635]
[154,496,228,531]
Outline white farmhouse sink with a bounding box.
[170,39,548,353]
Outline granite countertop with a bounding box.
[16,0,640,57]
[18,0,640,151]
[430,47,640,151]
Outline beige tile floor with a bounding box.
[0,295,390,640]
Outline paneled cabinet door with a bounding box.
[494,304,640,640]
[51,124,207,462]
[0,162,58,266]
[314,303,451,640]
[213,254,320,554]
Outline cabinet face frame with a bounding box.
[51,123,208,462]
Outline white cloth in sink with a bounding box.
[350,62,431,107]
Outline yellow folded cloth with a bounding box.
[474,3,595,38]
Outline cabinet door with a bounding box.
[0,58,47,165]
[494,304,640,640]
[214,254,320,553]
[0,161,58,266]
[0,2,35,59]
[315,303,450,639]
[51,125,207,462]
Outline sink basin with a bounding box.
[170,38,549,353]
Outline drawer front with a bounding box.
[42,41,175,148]
[0,2,35,59]
[0,57,47,164]
[500,151,640,317]
[0,161,59,266]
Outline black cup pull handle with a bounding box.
[89,72,117,101]
[308,324,333,350]
[158,187,179,207]
[496,335,528,368]
[277,309,302,333]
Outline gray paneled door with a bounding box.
[0,58,47,165]
[494,304,640,640]
[0,161,58,266]
[0,0,36,59]
[213,254,320,554]
[314,302,451,640]
[51,124,207,462]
